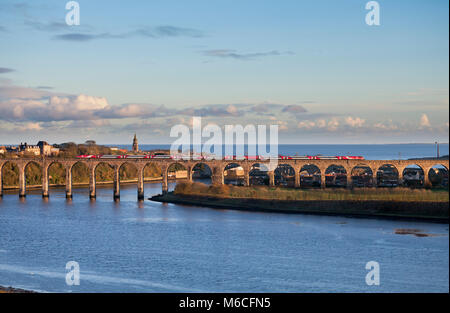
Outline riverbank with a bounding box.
[151,184,449,222]
[0,285,36,293]
[173,182,450,202]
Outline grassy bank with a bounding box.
[174,182,449,202]
[150,182,449,222]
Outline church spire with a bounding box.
[132,133,139,152]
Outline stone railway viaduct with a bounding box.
[0,158,448,200]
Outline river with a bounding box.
[0,144,449,292]
[0,182,448,293]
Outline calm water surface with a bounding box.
[0,182,448,293]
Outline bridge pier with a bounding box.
[424,167,432,188]
[211,166,224,186]
[398,168,404,187]
[162,172,168,194]
[268,171,275,187]
[42,165,49,198]
[346,176,352,189]
[113,166,120,201]
[244,171,250,186]
[187,167,193,182]
[89,167,96,199]
[212,175,223,186]
[344,166,352,189]
[294,171,300,188]
[65,167,72,198]
[19,166,26,197]
[137,168,144,200]
[320,174,326,189]
[371,167,378,187]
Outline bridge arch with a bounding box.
[167,162,188,177]
[94,162,115,183]
[351,164,373,187]
[167,162,188,191]
[1,161,19,193]
[24,161,42,190]
[137,162,163,198]
[191,163,212,184]
[274,164,295,187]
[402,164,424,188]
[118,162,138,182]
[62,161,89,198]
[428,164,449,188]
[376,164,399,187]
[223,163,245,186]
[325,164,347,188]
[249,163,269,186]
[143,163,162,180]
[299,164,321,188]
[70,161,89,184]
[90,162,116,199]
[47,161,66,186]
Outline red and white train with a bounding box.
[77,154,364,160]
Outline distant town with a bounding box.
[0,134,161,158]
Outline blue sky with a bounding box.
[0,0,448,144]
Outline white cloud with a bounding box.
[345,116,365,128]
[276,120,288,131]
[1,80,447,143]
[316,119,326,128]
[68,120,111,128]
[327,118,339,131]
[419,114,431,128]
[49,94,108,111]
[18,122,42,131]
[0,90,164,122]
[297,117,345,131]
[226,104,238,114]
[297,120,316,129]
[373,121,398,130]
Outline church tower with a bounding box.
[132,134,139,152]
